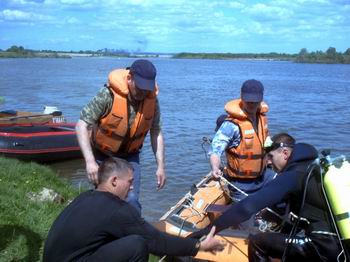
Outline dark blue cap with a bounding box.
[241,79,264,102]
[130,59,156,91]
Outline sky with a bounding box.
[0,0,350,54]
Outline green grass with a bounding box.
[0,157,81,261]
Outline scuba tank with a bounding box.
[320,151,350,259]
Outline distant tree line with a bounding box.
[174,48,350,64]
[2,45,350,64]
[295,47,350,64]
[0,45,131,58]
[173,52,296,60]
[1,45,36,57]
[0,45,66,58]
[0,45,160,58]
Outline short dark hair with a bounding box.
[265,133,296,153]
[98,158,133,184]
[271,133,295,145]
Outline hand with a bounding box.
[156,167,166,190]
[86,160,99,185]
[211,168,223,179]
[199,226,225,253]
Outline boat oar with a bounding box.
[5,111,62,121]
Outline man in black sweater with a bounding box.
[190,133,342,261]
[43,158,224,262]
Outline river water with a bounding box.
[1,57,349,221]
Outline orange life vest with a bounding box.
[224,99,269,179]
[93,69,158,155]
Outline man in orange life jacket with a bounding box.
[76,59,166,214]
[209,79,275,203]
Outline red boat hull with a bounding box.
[0,123,82,162]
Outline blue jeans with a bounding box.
[226,167,276,202]
[94,150,142,214]
[124,153,142,214]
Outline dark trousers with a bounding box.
[248,232,341,262]
[84,235,149,262]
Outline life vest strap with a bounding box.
[98,126,125,140]
[232,152,263,160]
[226,163,261,178]
[129,132,147,141]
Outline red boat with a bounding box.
[0,122,82,162]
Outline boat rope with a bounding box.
[201,136,212,160]
[182,204,202,217]
[218,175,248,197]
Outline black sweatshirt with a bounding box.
[43,191,198,262]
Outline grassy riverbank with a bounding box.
[0,157,81,261]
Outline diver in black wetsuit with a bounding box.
[190,133,342,261]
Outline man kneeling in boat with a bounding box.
[190,133,342,261]
[43,158,224,262]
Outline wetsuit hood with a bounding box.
[285,143,318,169]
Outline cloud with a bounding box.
[79,34,94,40]
[60,0,89,4]
[228,2,245,9]
[0,0,349,52]
[2,0,45,8]
[243,3,293,21]
[67,17,79,24]
[0,9,52,21]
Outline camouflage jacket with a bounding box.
[80,86,161,131]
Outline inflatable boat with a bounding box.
[155,174,251,262]
[0,106,65,125]
[0,122,81,162]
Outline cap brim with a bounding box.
[134,73,155,91]
[241,93,263,102]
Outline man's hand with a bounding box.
[199,226,225,253]
[211,168,223,179]
[76,120,99,185]
[156,167,166,190]
[86,160,99,185]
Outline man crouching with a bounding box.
[43,158,224,262]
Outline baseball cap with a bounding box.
[241,79,264,102]
[129,59,157,91]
